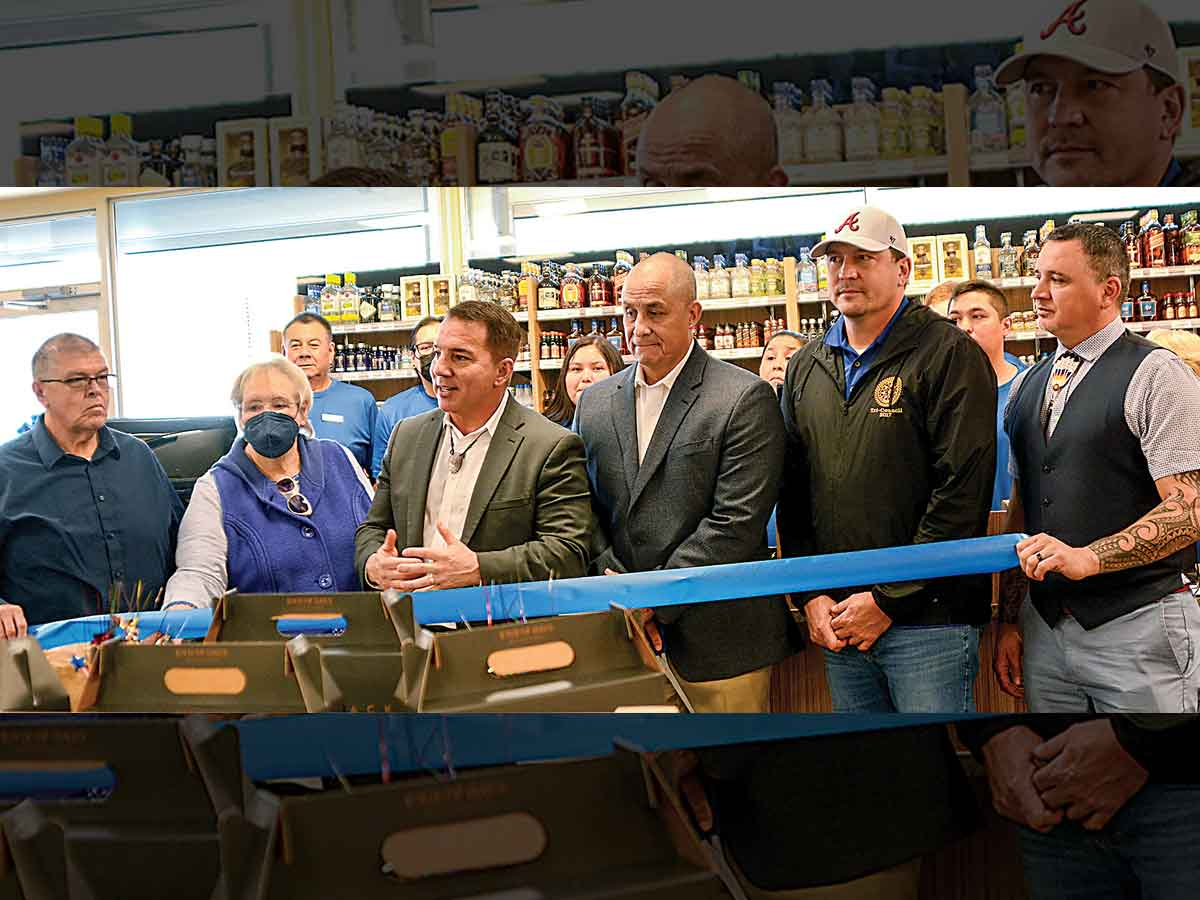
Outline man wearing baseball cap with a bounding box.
[996,0,1196,187]
[778,205,997,712]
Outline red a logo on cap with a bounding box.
[1041,0,1088,40]
[835,212,861,234]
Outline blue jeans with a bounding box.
[1018,784,1200,900]
[821,625,980,712]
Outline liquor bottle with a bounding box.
[731,254,752,297]
[909,86,936,157]
[340,273,361,325]
[1020,231,1040,278]
[693,257,711,301]
[518,263,538,313]
[844,77,881,162]
[102,114,140,186]
[65,116,106,186]
[1164,293,1177,321]
[709,254,732,299]
[568,320,583,348]
[969,65,1007,153]
[749,259,766,296]
[973,226,993,278]
[477,91,519,185]
[560,263,585,309]
[619,71,659,177]
[1162,214,1182,267]
[574,96,618,178]
[588,319,603,340]
[588,264,613,308]
[606,318,623,353]
[378,286,396,323]
[764,258,782,295]
[1140,209,1164,268]
[1189,291,1199,320]
[1121,221,1142,268]
[225,132,259,187]
[325,102,361,171]
[520,96,569,182]
[879,87,908,160]
[358,286,378,325]
[320,274,342,323]
[538,263,561,311]
[1120,292,1136,323]
[279,129,311,186]
[612,251,634,300]
[997,232,1019,279]
[804,79,843,163]
[1006,47,1027,151]
[797,247,818,294]
[403,279,425,319]
[1181,210,1200,265]
[1136,281,1158,322]
[773,82,805,166]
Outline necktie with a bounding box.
[1041,350,1083,438]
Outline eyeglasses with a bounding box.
[414,341,436,355]
[39,373,117,393]
[242,399,299,416]
[276,477,312,517]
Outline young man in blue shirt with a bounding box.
[284,313,377,472]
[371,315,440,478]
[948,280,1026,511]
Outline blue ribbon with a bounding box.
[29,534,1022,648]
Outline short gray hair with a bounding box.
[230,356,313,412]
[1043,223,1130,298]
[32,333,101,378]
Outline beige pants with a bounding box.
[668,664,773,713]
[729,852,922,900]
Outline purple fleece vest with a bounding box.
[211,436,370,594]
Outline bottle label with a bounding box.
[1140,300,1158,320]
[575,133,615,178]
[806,126,841,161]
[1148,232,1165,266]
[562,283,582,308]
[538,286,559,310]
[522,133,560,179]
[1121,300,1135,321]
[478,142,517,183]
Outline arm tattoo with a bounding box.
[1087,470,1200,574]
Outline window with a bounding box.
[112,188,437,418]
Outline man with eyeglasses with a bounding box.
[371,315,441,478]
[285,312,378,473]
[0,333,182,634]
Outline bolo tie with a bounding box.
[1041,350,1083,438]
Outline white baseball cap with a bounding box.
[995,0,1179,87]
[811,206,910,260]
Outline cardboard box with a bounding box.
[216,117,270,187]
[935,233,969,283]
[205,590,408,649]
[427,272,456,316]
[908,235,938,292]
[77,641,307,713]
[0,637,69,711]
[399,274,429,321]
[262,751,726,899]
[399,607,676,713]
[286,635,405,712]
[269,116,322,186]
[0,719,222,900]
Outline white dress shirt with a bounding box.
[423,392,510,550]
[634,344,694,464]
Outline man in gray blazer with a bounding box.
[575,252,795,712]
[356,301,590,592]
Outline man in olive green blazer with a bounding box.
[356,302,590,592]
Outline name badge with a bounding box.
[321,413,345,424]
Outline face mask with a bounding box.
[243,411,299,459]
[418,351,435,384]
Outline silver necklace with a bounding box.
[448,430,485,475]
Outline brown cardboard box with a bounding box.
[400,607,676,713]
[77,641,307,713]
[262,751,726,899]
[0,719,222,900]
[935,234,970,283]
[286,635,405,712]
[205,590,405,649]
[0,637,69,711]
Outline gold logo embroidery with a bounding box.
[874,376,904,408]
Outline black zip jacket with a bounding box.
[778,301,997,625]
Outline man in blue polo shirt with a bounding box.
[371,315,440,478]
[0,334,182,633]
[284,313,377,472]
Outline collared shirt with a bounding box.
[823,298,910,399]
[423,392,509,550]
[0,419,183,626]
[310,378,378,471]
[634,343,694,464]
[371,383,439,477]
[1006,316,1200,480]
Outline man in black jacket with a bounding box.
[778,204,997,712]
[959,715,1200,900]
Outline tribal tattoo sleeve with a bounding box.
[1087,470,1200,574]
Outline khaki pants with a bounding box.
[668,664,773,713]
[729,852,921,900]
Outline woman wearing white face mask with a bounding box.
[163,357,373,608]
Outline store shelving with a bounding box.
[538,345,768,371]
[332,367,418,382]
[1005,318,1200,343]
[701,295,788,312]
[331,318,424,335]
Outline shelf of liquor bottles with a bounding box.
[1006,318,1200,343]
[983,266,1200,292]
[333,368,418,383]
[330,318,426,336]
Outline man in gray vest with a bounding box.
[996,222,1200,712]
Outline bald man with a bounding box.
[636,74,789,187]
[575,253,795,712]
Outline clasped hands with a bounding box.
[365,523,481,592]
[804,591,892,652]
[981,720,1148,834]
